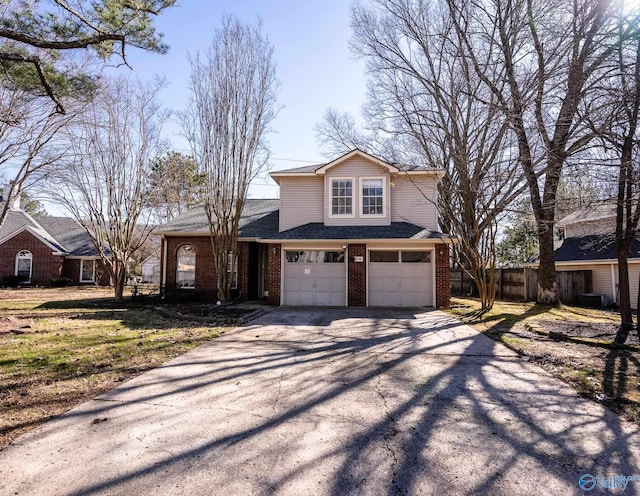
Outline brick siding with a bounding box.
[0,231,64,285]
[266,244,281,305]
[163,236,251,299]
[435,244,451,308]
[348,244,367,306]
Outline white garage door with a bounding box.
[368,250,433,306]
[283,250,346,306]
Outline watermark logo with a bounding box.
[579,473,640,491]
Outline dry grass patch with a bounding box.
[0,287,224,449]
[448,298,640,425]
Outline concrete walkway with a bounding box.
[1,308,640,495]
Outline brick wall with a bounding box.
[164,236,217,294]
[348,244,366,306]
[237,241,250,299]
[266,244,281,305]
[0,231,64,285]
[163,236,252,299]
[62,259,111,286]
[435,244,451,308]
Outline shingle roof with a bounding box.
[272,149,434,174]
[36,217,99,256]
[555,234,640,262]
[270,222,447,241]
[154,199,280,234]
[0,211,99,256]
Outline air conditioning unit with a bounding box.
[580,293,606,308]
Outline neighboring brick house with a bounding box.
[155,149,453,307]
[0,191,109,287]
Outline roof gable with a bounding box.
[315,149,399,175]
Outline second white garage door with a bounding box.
[283,250,346,306]
[368,250,433,306]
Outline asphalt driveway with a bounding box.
[1,308,640,495]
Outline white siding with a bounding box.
[558,262,640,309]
[324,156,391,226]
[559,264,615,305]
[390,176,438,230]
[630,265,640,311]
[279,176,324,231]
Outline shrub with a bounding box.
[0,275,28,287]
[50,276,72,287]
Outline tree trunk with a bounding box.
[617,250,633,332]
[113,261,126,301]
[536,219,557,305]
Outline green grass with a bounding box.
[0,287,225,447]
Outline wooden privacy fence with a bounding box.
[450,268,592,305]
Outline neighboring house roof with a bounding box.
[35,217,99,256]
[154,199,281,235]
[555,234,640,262]
[557,202,616,227]
[0,210,99,257]
[265,222,448,241]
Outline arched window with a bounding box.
[15,250,32,283]
[176,245,196,288]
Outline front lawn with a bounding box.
[448,298,640,424]
[0,287,225,448]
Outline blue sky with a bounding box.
[123,0,368,198]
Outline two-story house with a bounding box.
[155,149,452,307]
[552,203,640,308]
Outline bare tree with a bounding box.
[48,77,167,300]
[0,87,75,226]
[181,16,278,303]
[591,7,640,340]
[447,0,621,304]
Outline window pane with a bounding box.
[322,251,344,263]
[370,251,398,262]
[177,245,196,288]
[331,179,353,215]
[286,251,344,263]
[362,178,384,215]
[402,251,431,263]
[81,260,95,281]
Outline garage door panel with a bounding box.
[369,251,433,307]
[283,251,345,306]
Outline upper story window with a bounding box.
[176,245,196,289]
[15,250,32,282]
[361,177,385,216]
[330,178,354,216]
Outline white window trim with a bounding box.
[80,259,96,283]
[176,245,196,289]
[15,250,32,283]
[359,176,386,217]
[328,177,356,218]
[227,251,238,289]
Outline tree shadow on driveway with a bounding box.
[1,308,639,495]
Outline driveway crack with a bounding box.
[273,369,285,409]
[375,375,404,495]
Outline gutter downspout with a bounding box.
[161,236,168,299]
